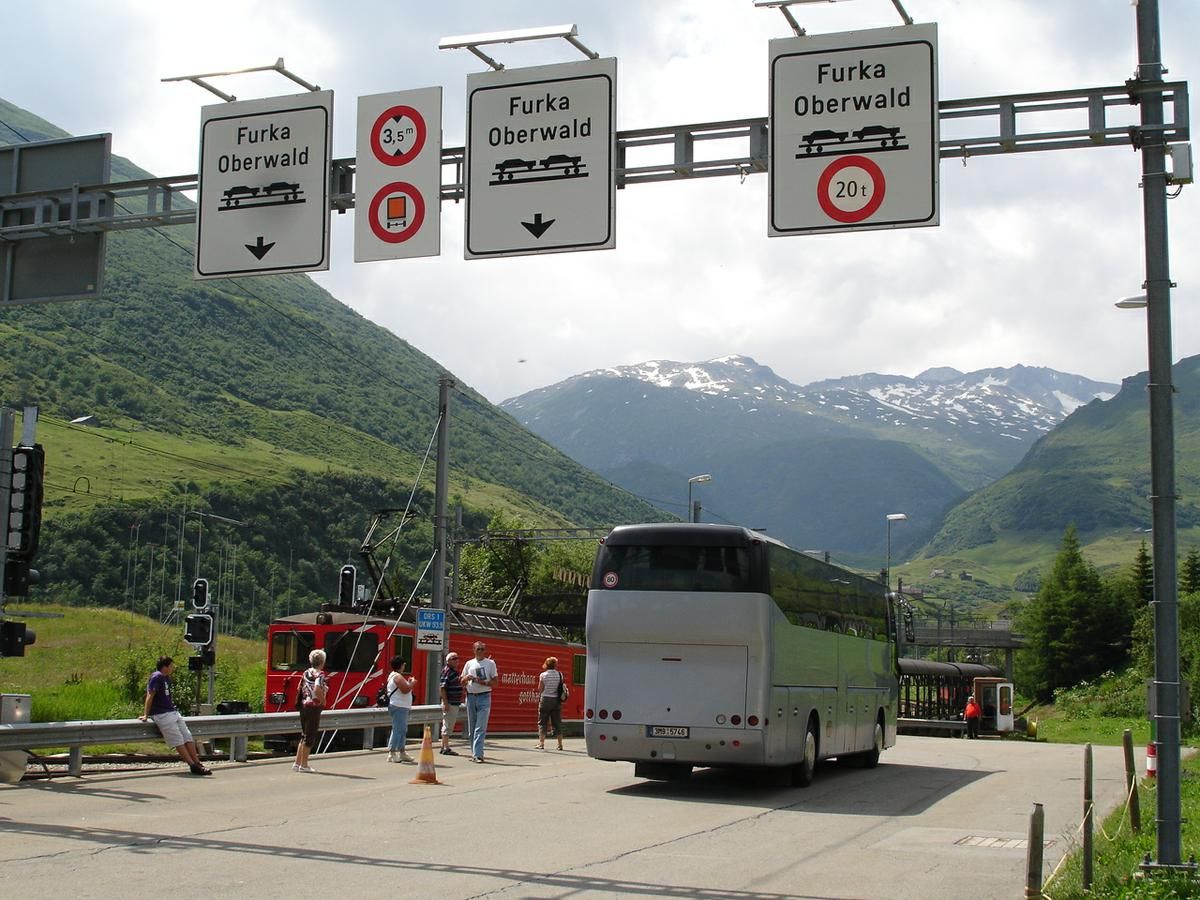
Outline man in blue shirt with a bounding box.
[139,656,211,776]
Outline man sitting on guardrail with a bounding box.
[139,656,212,776]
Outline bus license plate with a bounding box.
[648,725,689,739]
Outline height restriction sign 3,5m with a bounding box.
[355,88,442,261]
[769,23,939,236]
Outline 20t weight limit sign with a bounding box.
[769,23,938,236]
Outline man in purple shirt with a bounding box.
[139,656,211,776]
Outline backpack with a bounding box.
[297,670,327,708]
[376,674,400,707]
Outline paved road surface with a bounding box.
[0,735,1129,899]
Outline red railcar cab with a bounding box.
[265,602,585,734]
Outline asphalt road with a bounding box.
[0,735,1130,899]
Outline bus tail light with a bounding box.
[612,709,622,720]
[599,709,609,719]
[732,740,741,748]
[586,708,594,719]
[748,715,759,727]
[731,714,742,726]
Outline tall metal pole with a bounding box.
[428,374,454,704]
[1135,0,1181,867]
[0,409,13,619]
[886,520,893,590]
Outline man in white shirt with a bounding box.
[462,641,498,762]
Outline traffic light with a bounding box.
[338,565,356,606]
[3,559,38,596]
[192,577,209,609]
[184,613,213,647]
[6,444,44,560]
[0,620,36,657]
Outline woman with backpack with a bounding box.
[293,649,328,773]
[536,656,567,751]
[385,655,417,763]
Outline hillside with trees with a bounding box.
[0,96,659,627]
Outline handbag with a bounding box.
[557,673,569,702]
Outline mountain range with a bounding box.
[502,355,1120,562]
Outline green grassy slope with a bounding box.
[0,96,660,616]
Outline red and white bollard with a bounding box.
[1146,741,1158,779]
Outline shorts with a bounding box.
[299,704,323,750]
[538,696,562,734]
[151,710,194,749]
[441,702,460,740]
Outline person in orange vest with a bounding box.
[964,694,982,739]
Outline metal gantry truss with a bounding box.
[0,81,1188,245]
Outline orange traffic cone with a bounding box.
[1146,741,1158,779]
[409,724,442,785]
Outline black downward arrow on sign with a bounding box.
[521,213,556,239]
[245,236,276,260]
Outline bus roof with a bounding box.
[603,522,786,548]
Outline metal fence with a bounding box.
[0,704,442,777]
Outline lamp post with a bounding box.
[687,474,713,523]
[885,513,907,590]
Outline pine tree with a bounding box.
[1181,547,1200,596]
[1017,525,1131,701]
[1132,541,1154,604]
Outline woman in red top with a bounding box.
[964,694,982,739]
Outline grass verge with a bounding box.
[1045,753,1200,898]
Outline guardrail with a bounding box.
[0,705,442,778]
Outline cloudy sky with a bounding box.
[4,1,1197,403]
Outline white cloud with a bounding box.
[2,1,1196,402]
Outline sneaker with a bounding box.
[190,764,212,776]
[399,754,416,764]
[473,756,484,764]
[298,765,315,773]
[292,764,301,772]
[440,747,459,756]
[535,745,545,751]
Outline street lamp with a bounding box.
[687,474,713,523]
[885,513,907,590]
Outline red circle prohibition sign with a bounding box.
[368,182,425,244]
[370,105,427,167]
[816,155,886,224]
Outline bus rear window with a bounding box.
[592,544,755,592]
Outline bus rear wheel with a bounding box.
[791,718,818,787]
[634,761,692,781]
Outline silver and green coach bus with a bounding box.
[584,523,900,785]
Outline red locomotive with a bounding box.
[264,601,585,736]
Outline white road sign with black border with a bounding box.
[195,90,332,278]
[769,23,938,236]
[465,57,616,259]
[355,88,442,262]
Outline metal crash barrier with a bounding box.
[0,704,441,780]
